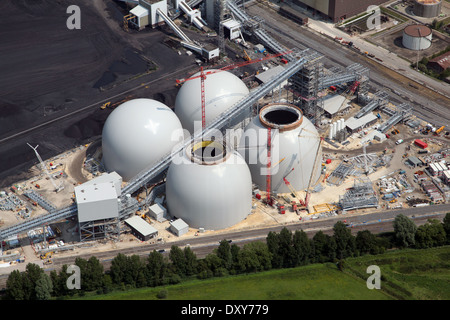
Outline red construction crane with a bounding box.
[175,50,293,85]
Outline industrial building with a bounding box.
[148,203,168,222]
[345,113,378,133]
[2,0,445,262]
[288,0,386,22]
[169,218,189,236]
[427,51,450,73]
[125,216,158,241]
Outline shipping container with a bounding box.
[414,139,428,149]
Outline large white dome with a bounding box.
[165,139,253,230]
[174,70,250,134]
[239,103,322,194]
[102,98,183,181]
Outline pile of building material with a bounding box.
[340,178,378,211]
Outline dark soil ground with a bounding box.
[0,0,202,188]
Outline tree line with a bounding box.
[3,213,450,300]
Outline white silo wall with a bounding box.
[239,104,322,194]
[102,98,183,181]
[166,141,253,230]
[174,70,250,134]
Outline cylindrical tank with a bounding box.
[165,139,253,230]
[238,103,322,194]
[413,0,442,18]
[402,24,432,51]
[174,70,250,134]
[102,98,183,181]
[332,122,337,136]
[328,124,333,140]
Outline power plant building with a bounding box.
[289,0,386,22]
[74,181,119,224]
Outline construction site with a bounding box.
[0,0,449,271]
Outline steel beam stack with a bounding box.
[340,178,378,211]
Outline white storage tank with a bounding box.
[102,98,183,181]
[165,139,253,230]
[238,103,322,195]
[402,24,432,51]
[174,70,250,134]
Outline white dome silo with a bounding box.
[165,139,253,230]
[239,103,322,195]
[174,70,250,134]
[102,98,183,181]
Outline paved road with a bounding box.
[40,203,450,268]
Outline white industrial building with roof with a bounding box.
[74,173,121,224]
[124,215,158,241]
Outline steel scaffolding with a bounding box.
[340,178,378,211]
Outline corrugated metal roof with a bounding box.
[125,216,158,236]
[255,65,286,83]
[345,113,377,131]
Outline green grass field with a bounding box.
[344,246,450,300]
[75,246,450,300]
[81,264,391,300]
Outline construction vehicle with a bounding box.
[40,252,53,260]
[243,50,251,61]
[100,96,133,110]
[435,126,445,135]
[100,102,111,110]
